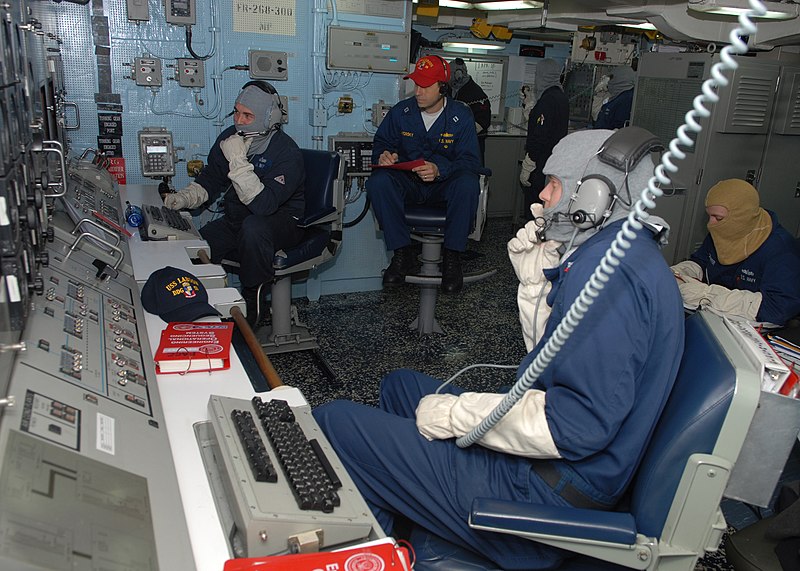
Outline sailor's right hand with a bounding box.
[163,181,209,210]
[378,151,399,166]
[163,192,189,210]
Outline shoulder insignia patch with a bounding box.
[274,175,285,185]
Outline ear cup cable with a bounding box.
[456,1,766,449]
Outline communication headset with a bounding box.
[567,126,663,230]
[427,54,451,96]
[237,80,285,136]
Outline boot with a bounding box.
[382,245,417,287]
[441,248,463,294]
[242,286,261,327]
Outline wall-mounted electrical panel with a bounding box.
[329,133,375,177]
[327,27,410,73]
[165,0,196,25]
[133,57,162,87]
[248,50,288,81]
[176,58,204,88]
[571,30,637,66]
[138,127,176,178]
[126,0,149,21]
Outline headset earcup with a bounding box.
[568,175,615,229]
[268,94,283,130]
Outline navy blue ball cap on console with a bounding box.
[141,266,220,323]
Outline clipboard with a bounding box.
[371,159,425,171]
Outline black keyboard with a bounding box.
[235,397,342,512]
[141,203,202,240]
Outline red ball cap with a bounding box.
[404,55,450,88]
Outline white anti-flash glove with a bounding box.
[671,260,703,282]
[163,181,208,210]
[519,154,536,187]
[508,203,562,351]
[220,135,264,205]
[678,280,762,321]
[415,390,561,458]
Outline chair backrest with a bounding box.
[272,149,344,274]
[299,149,343,224]
[628,312,737,538]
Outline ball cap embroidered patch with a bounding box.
[141,266,221,323]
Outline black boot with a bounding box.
[441,248,463,294]
[382,245,417,287]
[242,286,261,327]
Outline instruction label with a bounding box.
[233,0,296,35]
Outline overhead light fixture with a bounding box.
[413,0,543,10]
[687,0,798,20]
[617,22,658,30]
[442,40,507,51]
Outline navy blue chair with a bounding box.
[403,169,494,334]
[412,311,765,570]
[227,149,345,354]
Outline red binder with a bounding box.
[153,322,233,374]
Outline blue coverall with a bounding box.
[367,96,482,252]
[690,211,800,325]
[594,89,634,130]
[196,126,305,288]
[313,219,685,569]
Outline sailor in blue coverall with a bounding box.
[672,178,800,326]
[593,66,636,130]
[314,128,684,569]
[164,81,305,324]
[367,55,482,294]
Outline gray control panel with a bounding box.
[138,127,176,177]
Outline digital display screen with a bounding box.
[146,145,168,154]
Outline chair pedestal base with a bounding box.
[405,239,497,335]
[407,240,445,335]
[255,275,318,354]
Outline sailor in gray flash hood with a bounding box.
[534,58,563,100]
[539,128,669,251]
[234,82,284,156]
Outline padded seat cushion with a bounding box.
[272,227,330,271]
[405,201,447,236]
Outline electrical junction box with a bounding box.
[371,100,393,127]
[249,50,288,81]
[126,0,149,21]
[133,57,162,87]
[176,58,204,88]
[165,0,196,25]
[327,27,410,74]
[337,96,354,114]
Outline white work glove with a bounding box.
[415,394,458,441]
[163,181,208,210]
[220,134,264,205]
[220,133,252,161]
[519,154,536,187]
[508,204,562,351]
[678,280,762,321]
[415,390,561,458]
[671,260,703,282]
